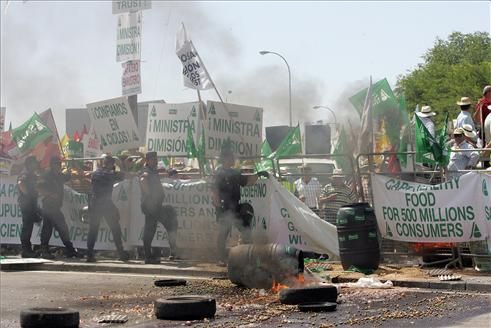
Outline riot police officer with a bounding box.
[38,156,80,259]
[213,143,269,265]
[139,152,178,264]
[86,154,129,262]
[17,156,41,258]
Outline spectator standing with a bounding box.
[17,156,41,258]
[473,86,491,140]
[86,155,129,262]
[37,156,81,259]
[446,128,480,179]
[416,105,436,137]
[294,165,322,210]
[455,97,475,130]
[319,169,358,225]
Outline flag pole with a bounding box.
[196,89,205,174]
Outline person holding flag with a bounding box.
[446,128,479,179]
[416,105,436,138]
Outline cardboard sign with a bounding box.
[86,97,141,154]
[116,11,141,62]
[112,0,151,14]
[122,60,141,96]
[82,125,102,158]
[205,101,263,158]
[145,102,201,156]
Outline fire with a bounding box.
[271,279,289,293]
[271,273,306,293]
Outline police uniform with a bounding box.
[87,164,128,261]
[140,153,178,263]
[17,159,41,257]
[38,158,78,258]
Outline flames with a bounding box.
[271,273,306,293]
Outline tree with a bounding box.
[396,32,491,126]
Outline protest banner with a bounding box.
[1,175,340,258]
[145,102,201,157]
[112,0,151,14]
[116,11,142,62]
[82,125,102,158]
[0,176,131,250]
[175,24,212,90]
[372,172,491,243]
[205,101,263,158]
[86,96,141,154]
[122,60,141,96]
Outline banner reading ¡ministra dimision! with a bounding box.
[145,102,202,157]
[371,172,491,243]
[205,101,263,158]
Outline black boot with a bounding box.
[118,250,130,262]
[21,247,37,258]
[39,246,55,260]
[65,247,83,259]
[86,250,96,263]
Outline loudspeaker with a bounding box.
[305,124,331,154]
[265,125,292,151]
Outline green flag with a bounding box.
[436,112,450,167]
[12,113,52,153]
[185,121,197,158]
[261,139,272,157]
[415,114,443,165]
[270,124,302,159]
[333,127,353,173]
[256,139,274,172]
[349,78,399,117]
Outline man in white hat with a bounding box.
[455,97,475,130]
[319,169,358,225]
[446,128,479,179]
[462,124,480,148]
[416,105,436,137]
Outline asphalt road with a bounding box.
[1,270,490,328]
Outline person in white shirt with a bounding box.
[446,128,480,179]
[416,105,436,137]
[294,165,322,210]
[455,97,475,130]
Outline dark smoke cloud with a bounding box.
[216,65,325,128]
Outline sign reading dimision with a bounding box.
[145,102,201,157]
[116,11,142,62]
[112,0,151,15]
[205,101,263,158]
[86,96,141,154]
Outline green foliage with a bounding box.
[397,32,491,126]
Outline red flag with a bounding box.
[73,130,81,142]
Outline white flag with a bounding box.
[175,23,212,90]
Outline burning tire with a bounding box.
[298,302,337,312]
[20,307,79,328]
[154,279,187,287]
[154,295,216,320]
[279,285,337,305]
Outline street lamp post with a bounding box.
[313,105,337,126]
[259,51,292,127]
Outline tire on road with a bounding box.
[20,307,79,328]
[154,295,216,320]
[154,279,187,287]
[298,302,337,312]
[279,285,338,305]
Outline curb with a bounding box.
[1,261,228,279]
[335,276,491,292]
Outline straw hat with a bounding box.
[462,124,477,140]
[453,128,464,135]
[456,97,471,106]
[416,105,436,118]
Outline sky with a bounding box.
[0,0,490,135]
